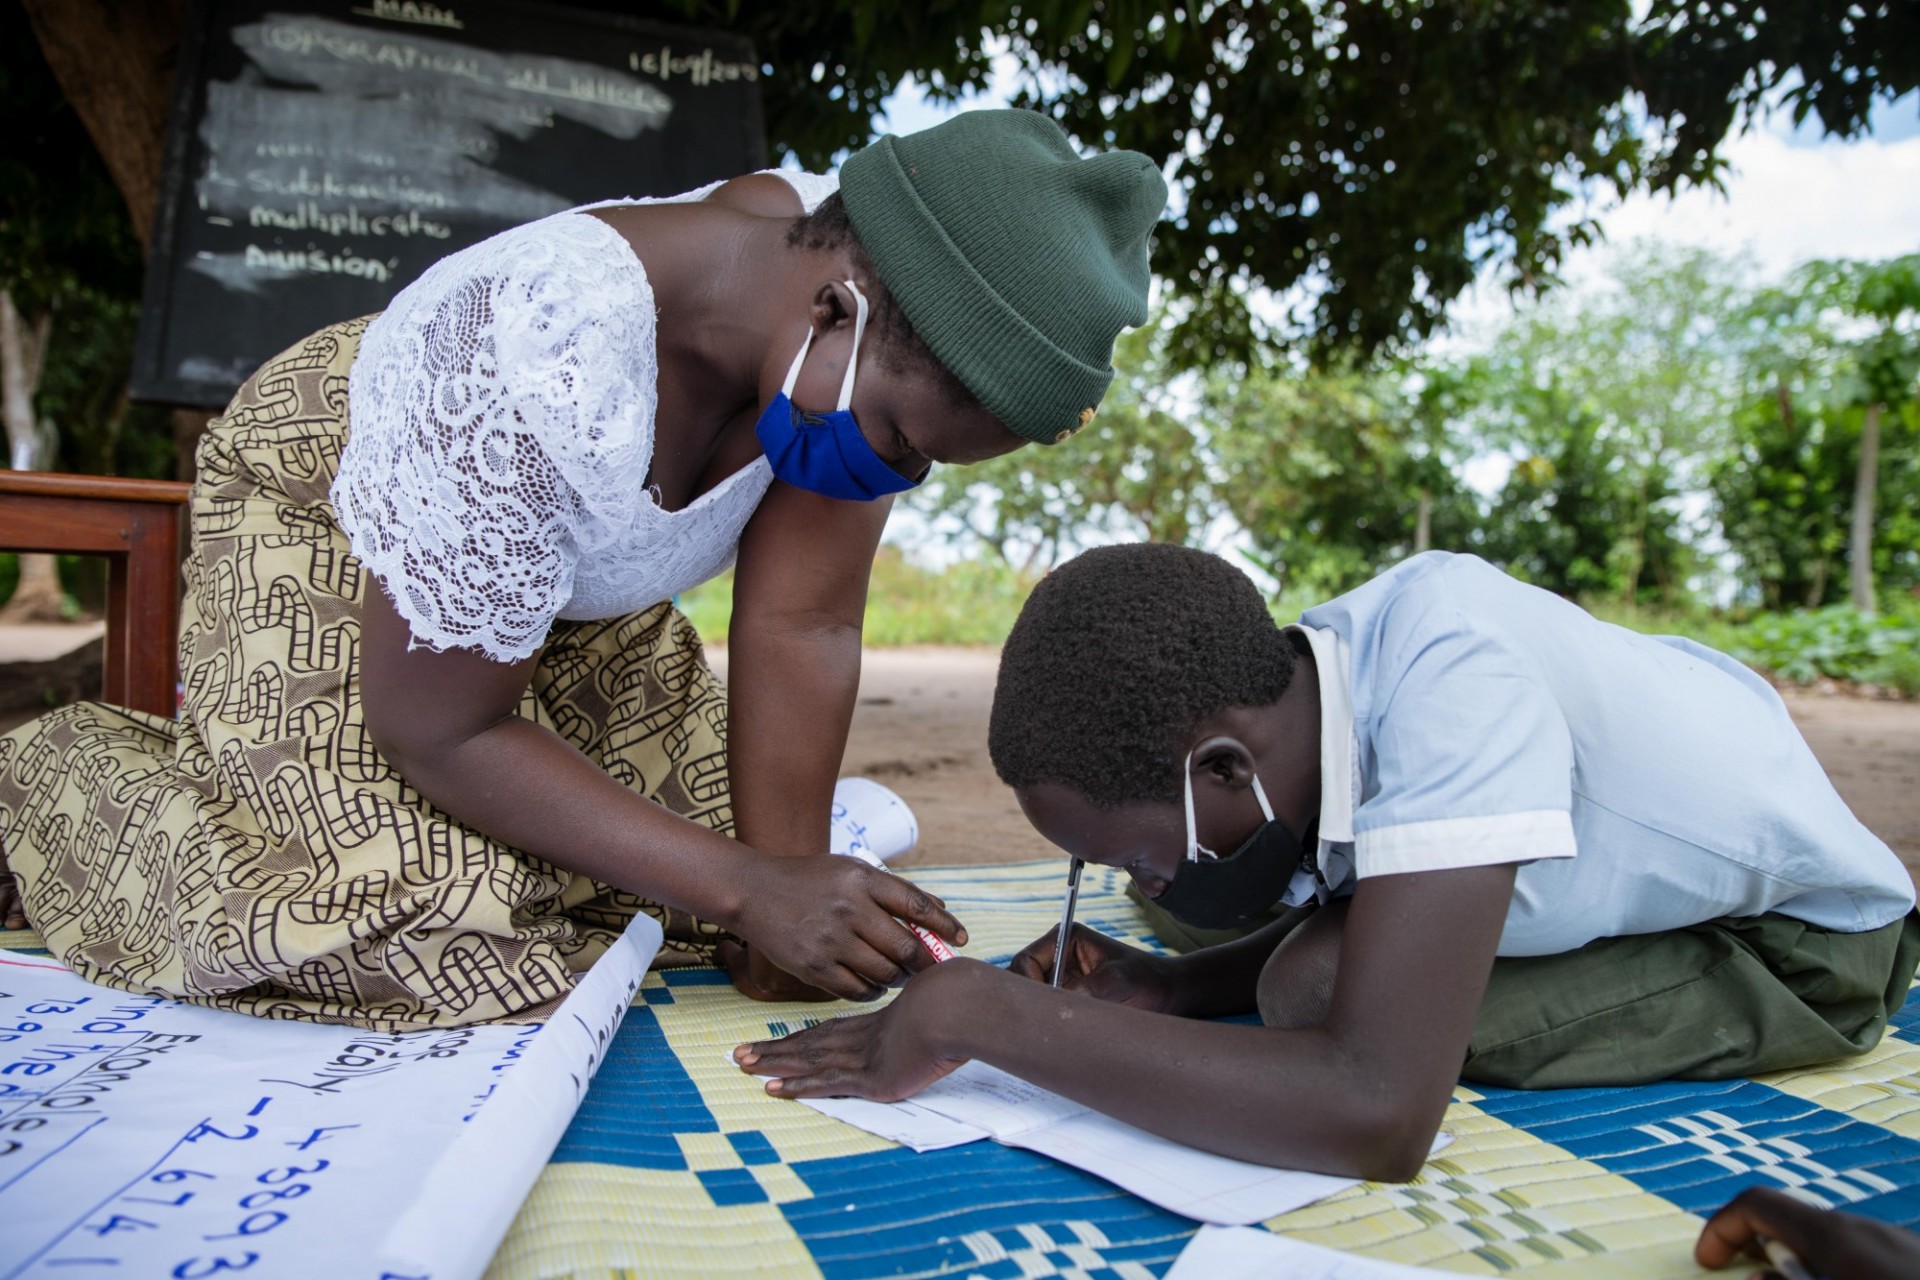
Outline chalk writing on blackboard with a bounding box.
[134,0,765,406]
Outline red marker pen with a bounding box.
[836,844,955,963]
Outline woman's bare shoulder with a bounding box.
[701,172,807,217]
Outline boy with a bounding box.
[734,546,1918,1180]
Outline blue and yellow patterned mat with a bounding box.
[13,862,1920,1277]
[503,863,1920,1278]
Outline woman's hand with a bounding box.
[732,960,974,1101]
[717,943,839,1002]
[1696,1185,1920,1280]
[1008,923,1190,1014]
[723,854,967,1003]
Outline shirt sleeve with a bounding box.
[334,213,656,663]
[1351,589,1577,879]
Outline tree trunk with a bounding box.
[172,406,215,481]
[19,0,188,252]
[1807,557,1828,610]
[1413,488,1432,554]
[1849,402,1883,615]
[0,289,66,622]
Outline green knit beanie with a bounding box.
[839,108,1166,445]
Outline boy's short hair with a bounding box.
[989,544,1296,809]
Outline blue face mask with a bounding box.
[754,281,923,503]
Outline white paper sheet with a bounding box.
[1167,1225,1466,1278]
[797,1094,990,1152]
[0,915,660,1280]
[1003,1110,1358,1226]
[902,1060,1096,1136]
[784,1058,1447,1226]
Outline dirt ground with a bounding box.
[3,628,1916,887]
[749,647,1920,889]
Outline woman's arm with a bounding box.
[739,863,1516,1180]
[357,585,960,1000]
[717,479,909,996]
[726,479,892,857]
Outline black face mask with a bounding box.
[1150,755,1312,931]
[1151,815,1310,930]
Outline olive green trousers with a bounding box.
[1132,885,1920,1088]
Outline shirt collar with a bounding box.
[1277,623,1359,906]
[1287,622,1358,843]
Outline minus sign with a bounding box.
[42,1260,121,1268]
[207,216,233,226]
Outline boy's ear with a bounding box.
[1190,735,1257,790]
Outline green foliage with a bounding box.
[0,6,142,312]
[1713,393,1920,607]
[1456,244,1747,601]
[1633,2,1918,183]
[677,547,1037,647]
[1,5,175,480]
[633,0,1918,361]
[1711,255,1920,607]
[1721,606,1920,694]
[1214,359,1478,596]
[908,320,1214,567]
[0,553,102,617]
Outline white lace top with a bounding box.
[334,170,840,662]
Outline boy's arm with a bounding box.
[739,861,1514,1181]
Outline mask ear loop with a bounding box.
[1182,750,1209,863]
[1249,771,1276,823]
[835,280,868,412]
[779,281,869,404]
[780,329,813,399]
[1186,750,1277,862]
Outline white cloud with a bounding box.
[1595,125,1920,276]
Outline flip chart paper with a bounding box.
[0,913,660,1280]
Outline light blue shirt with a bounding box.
[1295,552,1914,957]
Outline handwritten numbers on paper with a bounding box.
[172,1251,261,1278]
[257,1159,329,1184]
[0,915,658,1275]
[287,1124,359,1151]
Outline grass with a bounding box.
[679,546,1038,647]
[11,541,1910,697]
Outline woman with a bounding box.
[0,109,1166,1028]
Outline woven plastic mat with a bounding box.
[10,861,1918,1277]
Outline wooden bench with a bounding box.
[0,472,191,718]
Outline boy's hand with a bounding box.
[1696,1185,1920,1280]
[725,855,967,1004]
[731,960,973,1101]
[1008,923,1187,1014]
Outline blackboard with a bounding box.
[132,0,766,406]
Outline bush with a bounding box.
[1722,605,1920,689]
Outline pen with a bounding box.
[1758,1235,1817,1280]
[1049,858,1085,987]
[835,844,954,963]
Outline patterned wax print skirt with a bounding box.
[0,318,733,1029]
